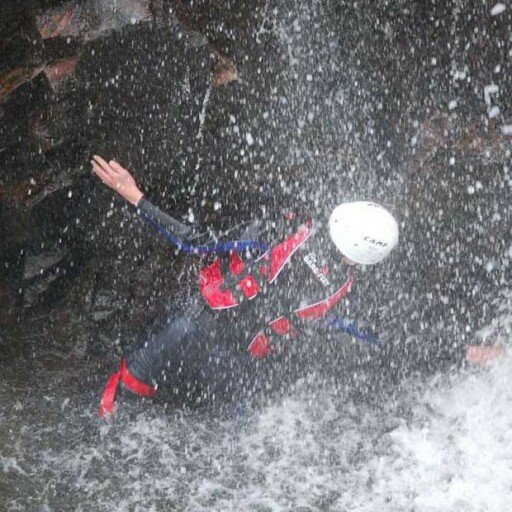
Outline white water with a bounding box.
[3,347,510,511]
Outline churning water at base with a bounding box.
[1,346,511,512]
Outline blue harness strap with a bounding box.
[140,213,269,254]
[324,315,382,347]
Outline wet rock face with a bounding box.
[1,0,511,372]
[36,0,154,42]
[0,2,212,358]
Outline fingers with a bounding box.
[92,155,118,174]
[91,160,111,184]
[91,155,124,186]
[91,155,137,201]
[108,160,127,174]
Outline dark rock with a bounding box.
[0,67,43,103]
[412,112,512,171]
[0,168,83,208]
[37,2,77,40]
[28,112,55,153]
[23,249,67,280]
[22,271,62,309]
[43,56,79,92]
[212,53,238,88]
[0,281,18,327]
[89,290,124,322]
[36,0,154,42]
[25,169,79,207]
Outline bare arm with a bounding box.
[91,155,144,206]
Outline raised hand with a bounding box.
[91,155,144,206]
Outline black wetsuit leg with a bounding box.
[124,304,209,382]
[123,304,266,404]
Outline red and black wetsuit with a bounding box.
[100,198,356,415]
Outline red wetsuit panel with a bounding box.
[269,316,294,335]
[295,275,354,320]
[268,224,312,283]
[238,275,260,299]
[199,226,311,309]
[248,332,272,358]
[229,252,245,275]
[199,259,238,309]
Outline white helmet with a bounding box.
[329,201,399,265]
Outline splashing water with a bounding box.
[1,343,510,511]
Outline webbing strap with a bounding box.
[99,359,157,417]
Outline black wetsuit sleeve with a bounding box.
[137,197,196,241]
[136,197,272,254]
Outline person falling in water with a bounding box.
[91,155,400,417]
